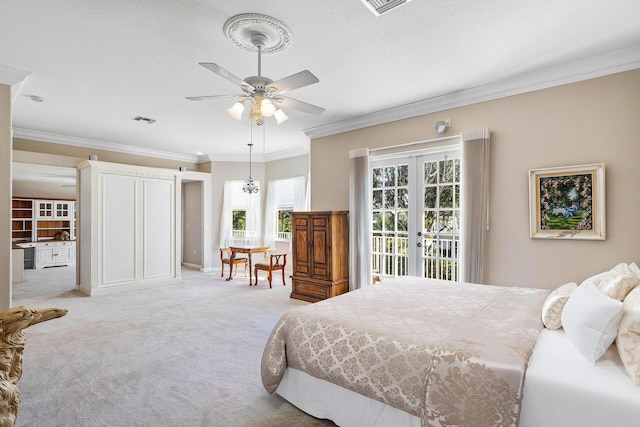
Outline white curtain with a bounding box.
[219,180,261,248]
[263,180,278,250]
[219,181,234,248]
[349,148,372,290]
[263,176,307,250]
[293,176,306,211]
[461,128,490,284]
[245,186,261,246]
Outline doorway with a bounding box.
[370,147,461,280]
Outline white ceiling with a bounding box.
[2,0,640,163]
[12,162,76,186]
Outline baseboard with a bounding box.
[77,277,183,296]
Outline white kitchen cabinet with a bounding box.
[35,241,75,269]
[36,200,73,219]
[35,200,54,219]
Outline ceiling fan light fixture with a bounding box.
[274,108,289,125]
[227,101,245,120]
[261,99,276,117]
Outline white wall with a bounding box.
[310,69,640,290]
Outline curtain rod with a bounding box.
[369,133,461,153]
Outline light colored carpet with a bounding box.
[12,266,337,427]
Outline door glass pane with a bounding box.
[383,167,395,186]
[398,165,409,186]
[384,189,395,209]
[373,190,383,208]
[440,185,453,208]
[425,162,437,184]
[425,186,437,208]
[372,212,382,231]
[397,211,408,232]
[397,188,408,209]
[372,168,383,188]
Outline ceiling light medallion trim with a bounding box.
[223,13,292,54]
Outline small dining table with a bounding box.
[227,246,270,286]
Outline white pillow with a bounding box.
[596,263,639,301]
[629,262,640,280]
[617,286,640,386]
[541,282,577,330]
[561,281,623,363]
[580,270,607,288]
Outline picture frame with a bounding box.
[529,163,605,240]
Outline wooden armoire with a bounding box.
[290,211,349,302]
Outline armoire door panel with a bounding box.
[296,230,308,263]
[100,174,138,285]
[143,178,175,279]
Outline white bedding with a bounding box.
[276,328,640,427]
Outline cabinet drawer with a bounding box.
[293,280,328,299]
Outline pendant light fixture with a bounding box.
[243,123,259,194]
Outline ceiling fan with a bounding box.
[186,14,324,126]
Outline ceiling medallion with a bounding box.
[223,13,292,54]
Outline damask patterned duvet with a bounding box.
[261,277,549,427]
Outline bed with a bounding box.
[261,276,640,427]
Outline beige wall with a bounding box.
[13,138,202,170]
[182,181,203,266]
[310,69,640,290]
[1,84,11,309]
[264,154,309,182]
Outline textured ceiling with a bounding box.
[1,0,640,162]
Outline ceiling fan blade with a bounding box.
[186,94,248,101]
[276,96,325,116]
[198,63,255,92]
[266,70,319,95]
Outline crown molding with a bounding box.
[12,129,309,164]
[304,46,640,139]
[12,128,202,163]
[204,144,308,163]
[206,153,266,163]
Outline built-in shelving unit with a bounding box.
[12,197,77,269]
[12,198,75,242]
[11,199,34,241]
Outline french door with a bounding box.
[371,148,461,280]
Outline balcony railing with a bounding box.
[276,232,291,240]
[372,234,459,281]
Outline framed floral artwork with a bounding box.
[529,163,605,240]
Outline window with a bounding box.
[219,181,260,247]
[232,210,246,239]
[277,209,292,239]
[263,176,307,249]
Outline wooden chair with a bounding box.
[220,247,248,278]
[254,253,287,288]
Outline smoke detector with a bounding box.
[133,116,156,125]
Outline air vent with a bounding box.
[360,0,412,16]
[133,116,156,124]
